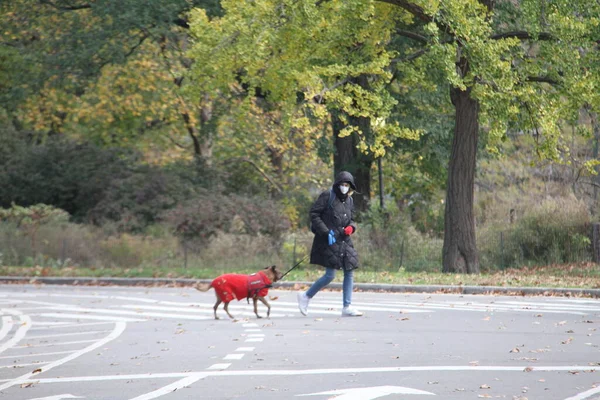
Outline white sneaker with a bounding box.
[297,292,309,316]
[342,306,363,317]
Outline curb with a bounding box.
[1,276,599,298]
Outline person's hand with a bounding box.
[343,226,354,236]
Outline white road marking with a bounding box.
[243,323,259,328]
[128,375,205,400]
[0,311,31,355]
[564,385,600,400]
[315,300,591,315]
[13,339,100,348]
[38,313,145,323]
[0,316,12,342]
[25,330,110,340]
[0,350,75,359]
[235,347,254,352]
[246,334,265,337]
[0,361,48,369]
[223,353,244,360]
[35,306,213,321]
[245,338,263,342]
[30,321,74,327]
[121,305,212,314]
[0,321,126,391]
[28,321,116,330]
[27,394,84,400]
[297,385,435,398]
[4,364,599,385]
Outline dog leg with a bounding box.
[253,297,262,319]
[223,302,234,319]
[213,298,222,320]
[258,297,271,318]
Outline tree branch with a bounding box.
[396,29,429,44]
[390,48,427,64]
[491,31,556,41]
[578,180,600,189]
[221,157,283,193]
[525,76,560,85]
[376,0,432,24]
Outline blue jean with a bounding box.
[306,268,354,308]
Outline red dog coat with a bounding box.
[211,271,272,303]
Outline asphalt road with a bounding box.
[0,284,599,400]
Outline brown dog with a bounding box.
[195,265,283,319]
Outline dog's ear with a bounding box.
[270,265,277,271]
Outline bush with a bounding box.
[0,136,134,219]
[478,196,592,269]
[356,204,442,272]
[163,191,290,252]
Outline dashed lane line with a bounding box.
[223,353,244,360]
[206,363,231,370]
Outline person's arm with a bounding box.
[309,191,330,235]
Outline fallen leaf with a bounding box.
[480,384,491,389]
[269,296,279,301]
[32,368,42,374]
[524,367,534,372]
[510,348,521,353]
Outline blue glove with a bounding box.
[328,229,336,246]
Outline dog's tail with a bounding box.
[195,282,211,292]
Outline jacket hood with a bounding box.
[334,171,357,191]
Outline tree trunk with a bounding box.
[442,86,480,274]
[332,113,372,212]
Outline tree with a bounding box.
[187,1,423,211]
[189,0,600,273]
[378,0,600,272]
[1,0,223,158]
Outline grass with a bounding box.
[1,262,599,290]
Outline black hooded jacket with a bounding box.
[309,171,359,270]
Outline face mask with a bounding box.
[339,185,350,195]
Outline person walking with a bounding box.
[297,171,363,317]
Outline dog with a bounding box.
[195,265,284,319]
